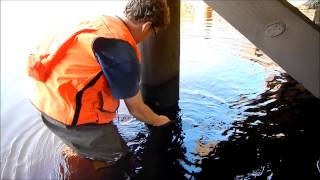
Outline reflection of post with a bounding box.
[137,105,187,179]
[139,0,180,109]
[205,5,213,21]
[204,5,213,39]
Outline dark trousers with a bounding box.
[41,114,128,162]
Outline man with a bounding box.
[27,0,171,162]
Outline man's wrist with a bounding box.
[152,115,169,126]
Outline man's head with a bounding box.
[124,0,170,43]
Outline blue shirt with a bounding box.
[93,38,140,99]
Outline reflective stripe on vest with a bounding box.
[28,16,141,126]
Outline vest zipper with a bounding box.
[71,72,103,126]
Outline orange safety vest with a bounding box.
[27,16,141,126]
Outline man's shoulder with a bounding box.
[93,38,136,59]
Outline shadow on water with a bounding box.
[196,74,320,180]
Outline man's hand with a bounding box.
[153,115,170,126]
[124,90,171,126]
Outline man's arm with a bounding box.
[92,38,169,126]
[124,90,170,126]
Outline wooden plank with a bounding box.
[204,0,320,98]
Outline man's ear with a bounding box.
[141,21,152,33]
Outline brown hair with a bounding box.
[124,0,170,28]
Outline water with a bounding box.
[1,1,320,180]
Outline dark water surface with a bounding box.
[1,1,320,180]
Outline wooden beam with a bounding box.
[204,0,320,98]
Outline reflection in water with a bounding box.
[132,105,187,179]
[58,146,103,179]
[1,1,320,179]
[196,74,320,179]
[205,6,213,21]
[204,6,213,39]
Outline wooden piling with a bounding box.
[139,0,180,108]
